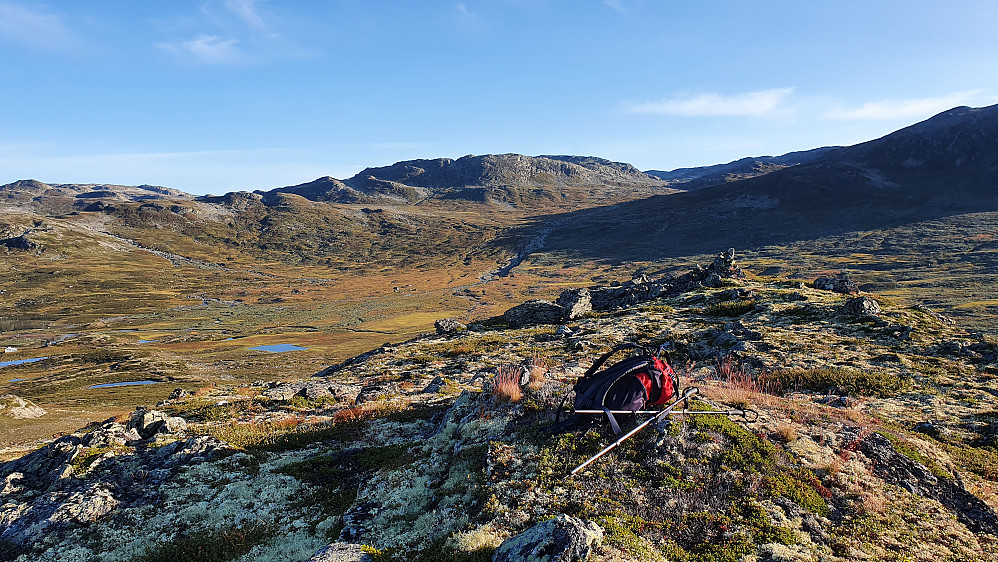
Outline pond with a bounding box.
[249,344,308,353]
[0,357,48,368]
[88,381,161,389]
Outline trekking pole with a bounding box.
[570,386,699,476]
[572,408,758,421]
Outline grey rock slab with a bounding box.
[309,543,373,562]
[492,514,603,562]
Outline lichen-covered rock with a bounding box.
[127,408,187,439]
[556,288,592,321]
[492,514,603,562]
[841,296,881,317]
[435,317,468,335]
[309,542,373,562]
[504,300,564,328]
[814,273,859,294]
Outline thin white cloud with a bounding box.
[455,3,476,18]
[224,0,268,32]
[158,1,311,65]
[825,90,988,120]
[603,0,625,12]
[0,2,79,51]
[157,34,244,65]
[626,88,795,117]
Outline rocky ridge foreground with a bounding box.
[3,252,998,561]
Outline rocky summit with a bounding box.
[2,251,997,561]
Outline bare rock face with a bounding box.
[0,395,46,419]
[492,514,603,562]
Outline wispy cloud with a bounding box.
[224,0,268,32]
[0,2,80,51]
[158,34,244,65]
[625,88,795,117]
[825,90,988,120]
[603,0,626,12]
[157,0,310,65]
[455,3,477,18]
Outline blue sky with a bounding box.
[2,1,997,195]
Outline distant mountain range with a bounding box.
[4,104,997,266]
[260,153,668,207]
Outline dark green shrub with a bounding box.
[764,367,911,397]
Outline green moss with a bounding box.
[764,367,912,397]
[596,513,667,561]
[878,431,951,480]
[705,300,758,317]
[944,442,998,481]
[687,403,830,517]
[70,445,129,475]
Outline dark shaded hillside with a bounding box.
[535,105,998,261]
[645,146,840,190]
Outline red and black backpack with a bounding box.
[554,343,680,435]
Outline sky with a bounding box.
[2,1,998,195]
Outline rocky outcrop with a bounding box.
[0,413,224,548]
[263,380,362,402]
[492,515,603,562]
[504,300,565,328]
[860,431,998,535]
[0,394,46,419]
[501,249,744,327]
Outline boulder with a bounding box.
[492,514,603,562]
[556,288,592,321]
[504,300,564,328]
[435,318,467,335]
[422,376,446,394]
[814,273,859,295]
[841,296,881,317]
[126,409,187,439]
[81,422,141,448]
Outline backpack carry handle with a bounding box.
[581,343,648,380]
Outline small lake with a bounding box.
[9,378,27,382]
[0,357,48,368]
[88,381,160,389]
[137,340,157,343]
[249,344,308,353]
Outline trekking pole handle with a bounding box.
[570,386,699,476]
